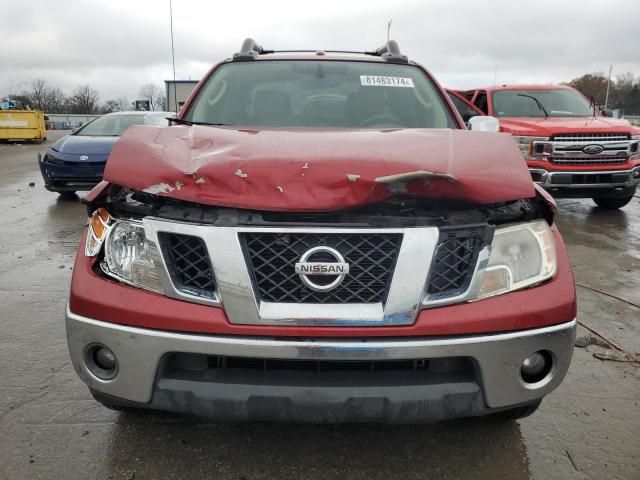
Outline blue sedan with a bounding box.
[38,111,170,194]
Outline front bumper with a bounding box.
[530,166,640,197]
[67,308,576,423]
[38,154,104,192]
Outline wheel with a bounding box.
[592,194,635,209]
[488,400,541,421]
[58,191,77,199]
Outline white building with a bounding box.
[165,80,199,113]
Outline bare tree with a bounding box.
[47,87,67,113]
[69,84,99,114]
[116,96,131,111]
[566,73,608,105]
[139,84,166,111]
[139,83,160,110]
[156,94,167,111]
[102,100,119,113]
[23,78,50,111]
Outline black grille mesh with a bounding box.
[243,232,402,304]
[427,229,485,297]
[159,233,216,297]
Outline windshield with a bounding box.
[75,114,147,136]
[492,89,593,117]
[184,61,455,129]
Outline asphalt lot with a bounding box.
[0,131,638,480]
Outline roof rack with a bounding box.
[232,39,409,64]
[366,40,408,64]
[232,38,266,62]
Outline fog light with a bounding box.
[520,350,552,384]
[94,347,117,370]
[85,344,118,380]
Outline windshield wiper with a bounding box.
[517,94,549,118]
[168,117,230,126]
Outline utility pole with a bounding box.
[604,64,613,109]
[387,19,392,42]
[169,0,178,113]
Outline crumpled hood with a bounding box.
[103,125,535,212]
[499,116,640,137]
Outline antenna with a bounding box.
[169,0,178,113]
[604,64,613,110]
[387,19,392,42]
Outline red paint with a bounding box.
[69,228,576,337]
[445,89,485,116]
[463,85,640,172]
[103,126,535,211]
[83,180,109,203]
[101,55,534,211]
[72,56,576,342]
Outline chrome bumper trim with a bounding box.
[66,306,576,409]
[530,167,640,188]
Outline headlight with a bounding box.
[631,134,640,160]
[99,218,164,293]
[513,136,551,160]
[43,153,66,165]
[476,220,556,300]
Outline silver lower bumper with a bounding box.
[530,166,640,189]
[66,307,576,412]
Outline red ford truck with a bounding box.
[462,85,640,209]
[66,40,576,423]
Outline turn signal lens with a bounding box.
[85,208,112,257]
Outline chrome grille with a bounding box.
[551,133,630,142]
[159,233,217,298]
[243,232,402,304]
[549,132,635,165]
[552,156,628,166]
[426,228,485,298]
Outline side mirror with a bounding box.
[462,110,479,123]
[469,116,500,132]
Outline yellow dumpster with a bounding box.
[0,110,47,142]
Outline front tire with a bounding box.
[592,194,635,209]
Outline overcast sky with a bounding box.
[3,0,640,103]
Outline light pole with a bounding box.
[169,0,178,113]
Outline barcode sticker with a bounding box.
[360,76,415,88]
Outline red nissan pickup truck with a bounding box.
[66,40,576,423]
[462,85,640,209]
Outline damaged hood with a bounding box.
[103,125,535,211]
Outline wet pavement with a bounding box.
[0,131,638,480]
